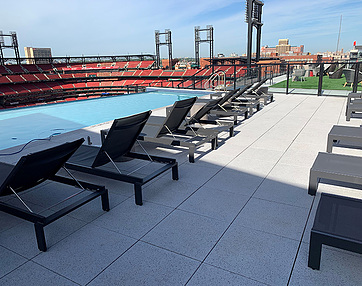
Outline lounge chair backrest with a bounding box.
[217,88,240,106]
[248,77,268,93]
[158,97,197,137]
[0,138,84,196]
[92,111,151,167]
[227,84,253,102]
[187,98,224,124]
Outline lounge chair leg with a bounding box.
[172,164,179,180]
[308,171,319,196]
[229,126,234,137]
[211,137,217,150]
[134,184,143,206]
[189,147,195,163]
[101,188,110,211]
[34,223,47,251]
[249,107,254,116]
[231,115,237,125]
[308,231,322,270]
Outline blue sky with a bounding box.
[1,0,362,58]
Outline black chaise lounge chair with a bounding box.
[137,97,218,163]
[244,78,274,104]
[207,83,260,116]
[308,193,362,270]
[0,139,110,251]
[66,111,178,206]
[182,97,235,138]
[205,87,250,125]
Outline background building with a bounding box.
[24,47,52,64]
[350,44,362,61]
[261,39,304,56]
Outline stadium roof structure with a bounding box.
[2,54,156,65]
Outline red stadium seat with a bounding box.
[6,65,25,74]
[0,76,11,84]
[21,64,41,73]
[21,74,38,82]
[7,75,26,83]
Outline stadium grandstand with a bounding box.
[0,53,252,108]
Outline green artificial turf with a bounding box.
[271,75,362,91]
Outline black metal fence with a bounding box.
[173,61,361,96]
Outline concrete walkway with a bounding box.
[1,92,362,285]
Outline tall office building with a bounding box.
[24,47,52,64]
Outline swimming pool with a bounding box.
[0,89,209,150]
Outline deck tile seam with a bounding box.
[286,95,341,285]
[182,94,313,285]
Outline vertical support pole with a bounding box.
[246,0,253,72]
[234,64,237,90]
[168,30,173,70]
[195,26,200,68]
[318,63,324,96]
[0,47,4,65]
[210,26,214,74]
[286,64,290,95]
[155,30,160,68]
[353,62,360,93]
[11,32,20,65]
[256,26,262,62]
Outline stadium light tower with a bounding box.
[194,25,214,69]
[155,29,173,69]
[0,31,21,65]
[245,0,264,68]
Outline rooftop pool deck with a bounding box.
[1,90,362,286]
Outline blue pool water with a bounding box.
[0,89,208,150]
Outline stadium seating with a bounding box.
[127,61,140,69]
[6,65,25,74]
[0,61,244,108]
[0,76,11,84]
[34,73,49,81]
[21,74,38,82]
[87,81,100,87]
[0,65,10,75]
[21,64,42,73]
[139,60,155,69]
[7,75,26,83]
